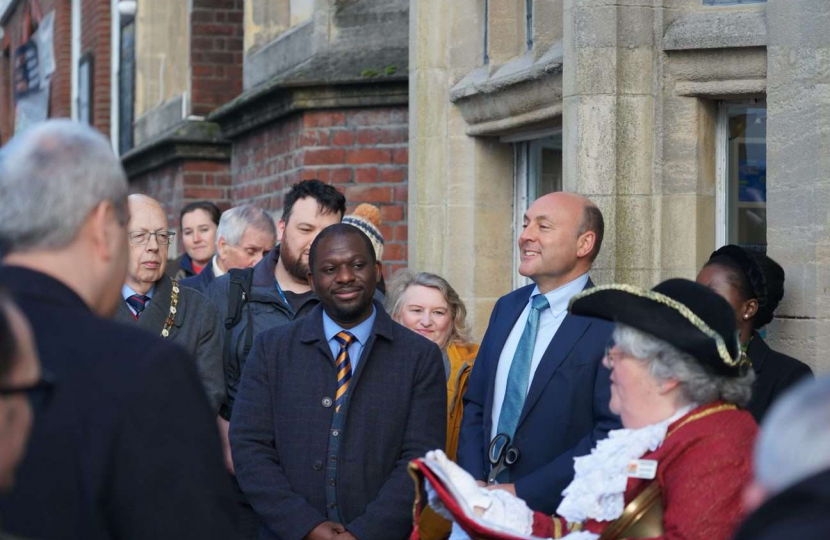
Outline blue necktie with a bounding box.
[126,294,150,320]
[497,294,550,440]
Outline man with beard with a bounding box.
[113,194,225,414]
[231,224,446,540]
[206,179,345,537]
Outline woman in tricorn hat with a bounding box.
[419,278,757,540]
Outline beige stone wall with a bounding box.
[244,0,313,54]
[134,0,189,119]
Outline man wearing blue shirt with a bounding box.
[230,224,446,540]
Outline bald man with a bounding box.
[457,193,620,514]
[114,195,225,414]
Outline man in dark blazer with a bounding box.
[231,224,446,540]
[458,192,620,514]
[114,194,225,414]
[0,120,236,540]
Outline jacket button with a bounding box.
[312,460,323,471]
[322,397,333,408]
[332,430,340,437]
[329,479,336,486]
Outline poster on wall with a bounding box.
[14,10,55,134]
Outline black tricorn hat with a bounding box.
[569,278,748,377]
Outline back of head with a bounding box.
[217,204,277,247]
[0,120,128,254]
[755,376,830,494]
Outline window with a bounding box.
[703,0,764,5]
[716,102,767,251]
[526,0,533,50]
[483,0,490,65]
[77,53,93,125]
[510,133,563,287]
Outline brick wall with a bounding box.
[231,106,409,277]
[190,0,244,117]
[0,0,72,144]
[130,159,233,257]
[80,0,111,134]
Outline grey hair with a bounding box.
[755,376,830,494]
[613,324,754,407]
[0,120,128,253]
[216,204,277,248]
[385,269,472,347]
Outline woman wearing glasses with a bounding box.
[420,279,757,540]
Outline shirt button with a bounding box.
[329,479,336,486]
[330,455,337,463]
[322,397,333,408]
[329,503,337,509]
[332,430,340,437]
[312,460,323,471]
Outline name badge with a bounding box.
[626,459,658,480]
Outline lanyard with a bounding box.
[274,279,294,315]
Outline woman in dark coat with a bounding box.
[696,245,813,422]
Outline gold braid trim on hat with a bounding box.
[569,283,747,370]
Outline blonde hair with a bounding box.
[385,269,472,347]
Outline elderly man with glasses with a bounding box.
[113,194,225,415]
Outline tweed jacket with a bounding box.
[0,266,236,540]
[114,273,225,414]
[230,301,447,540]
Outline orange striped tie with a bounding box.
[333,331,356,413]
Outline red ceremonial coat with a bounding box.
[531,402,758,540]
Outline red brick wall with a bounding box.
[80,0,111,134]
[190,0,244,117]
[130,159,233,256]
[0,0,72,144]
[231,105,409,277]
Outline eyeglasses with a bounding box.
[604,343,627,369]
[0,370,55,414]
[128,231,176,245]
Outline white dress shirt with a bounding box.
[211,255,226,279]
[490,273,590,442]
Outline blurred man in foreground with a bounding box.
[0,120,236,540]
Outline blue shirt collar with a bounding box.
[531,273,590,317]
[122,283,155,300]
[323,306,377,345]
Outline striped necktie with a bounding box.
[333,331,356,413]
[126,294,150,320]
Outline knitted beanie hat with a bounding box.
[342,203,384,261]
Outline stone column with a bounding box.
[765,0,830,373]
[409,0,515,336]
[562,0,660,288]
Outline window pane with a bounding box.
[726,104,767,250]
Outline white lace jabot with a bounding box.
[555,405,694,524]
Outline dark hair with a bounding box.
[0,290,18,382]
[705,247,785,329]
[180,201,221,229]
[578,204,604,262]
[308,224,377,274]
[282,180,346,225]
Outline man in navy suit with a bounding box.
[457,192,620,514]
[0,120,236,539]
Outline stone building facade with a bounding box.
[409,0,829,373]
[123,0,411,277]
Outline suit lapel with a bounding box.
[484,287,535,412]
[747,333,769,374]
[516,277,595,429]
[140,275,172,332]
